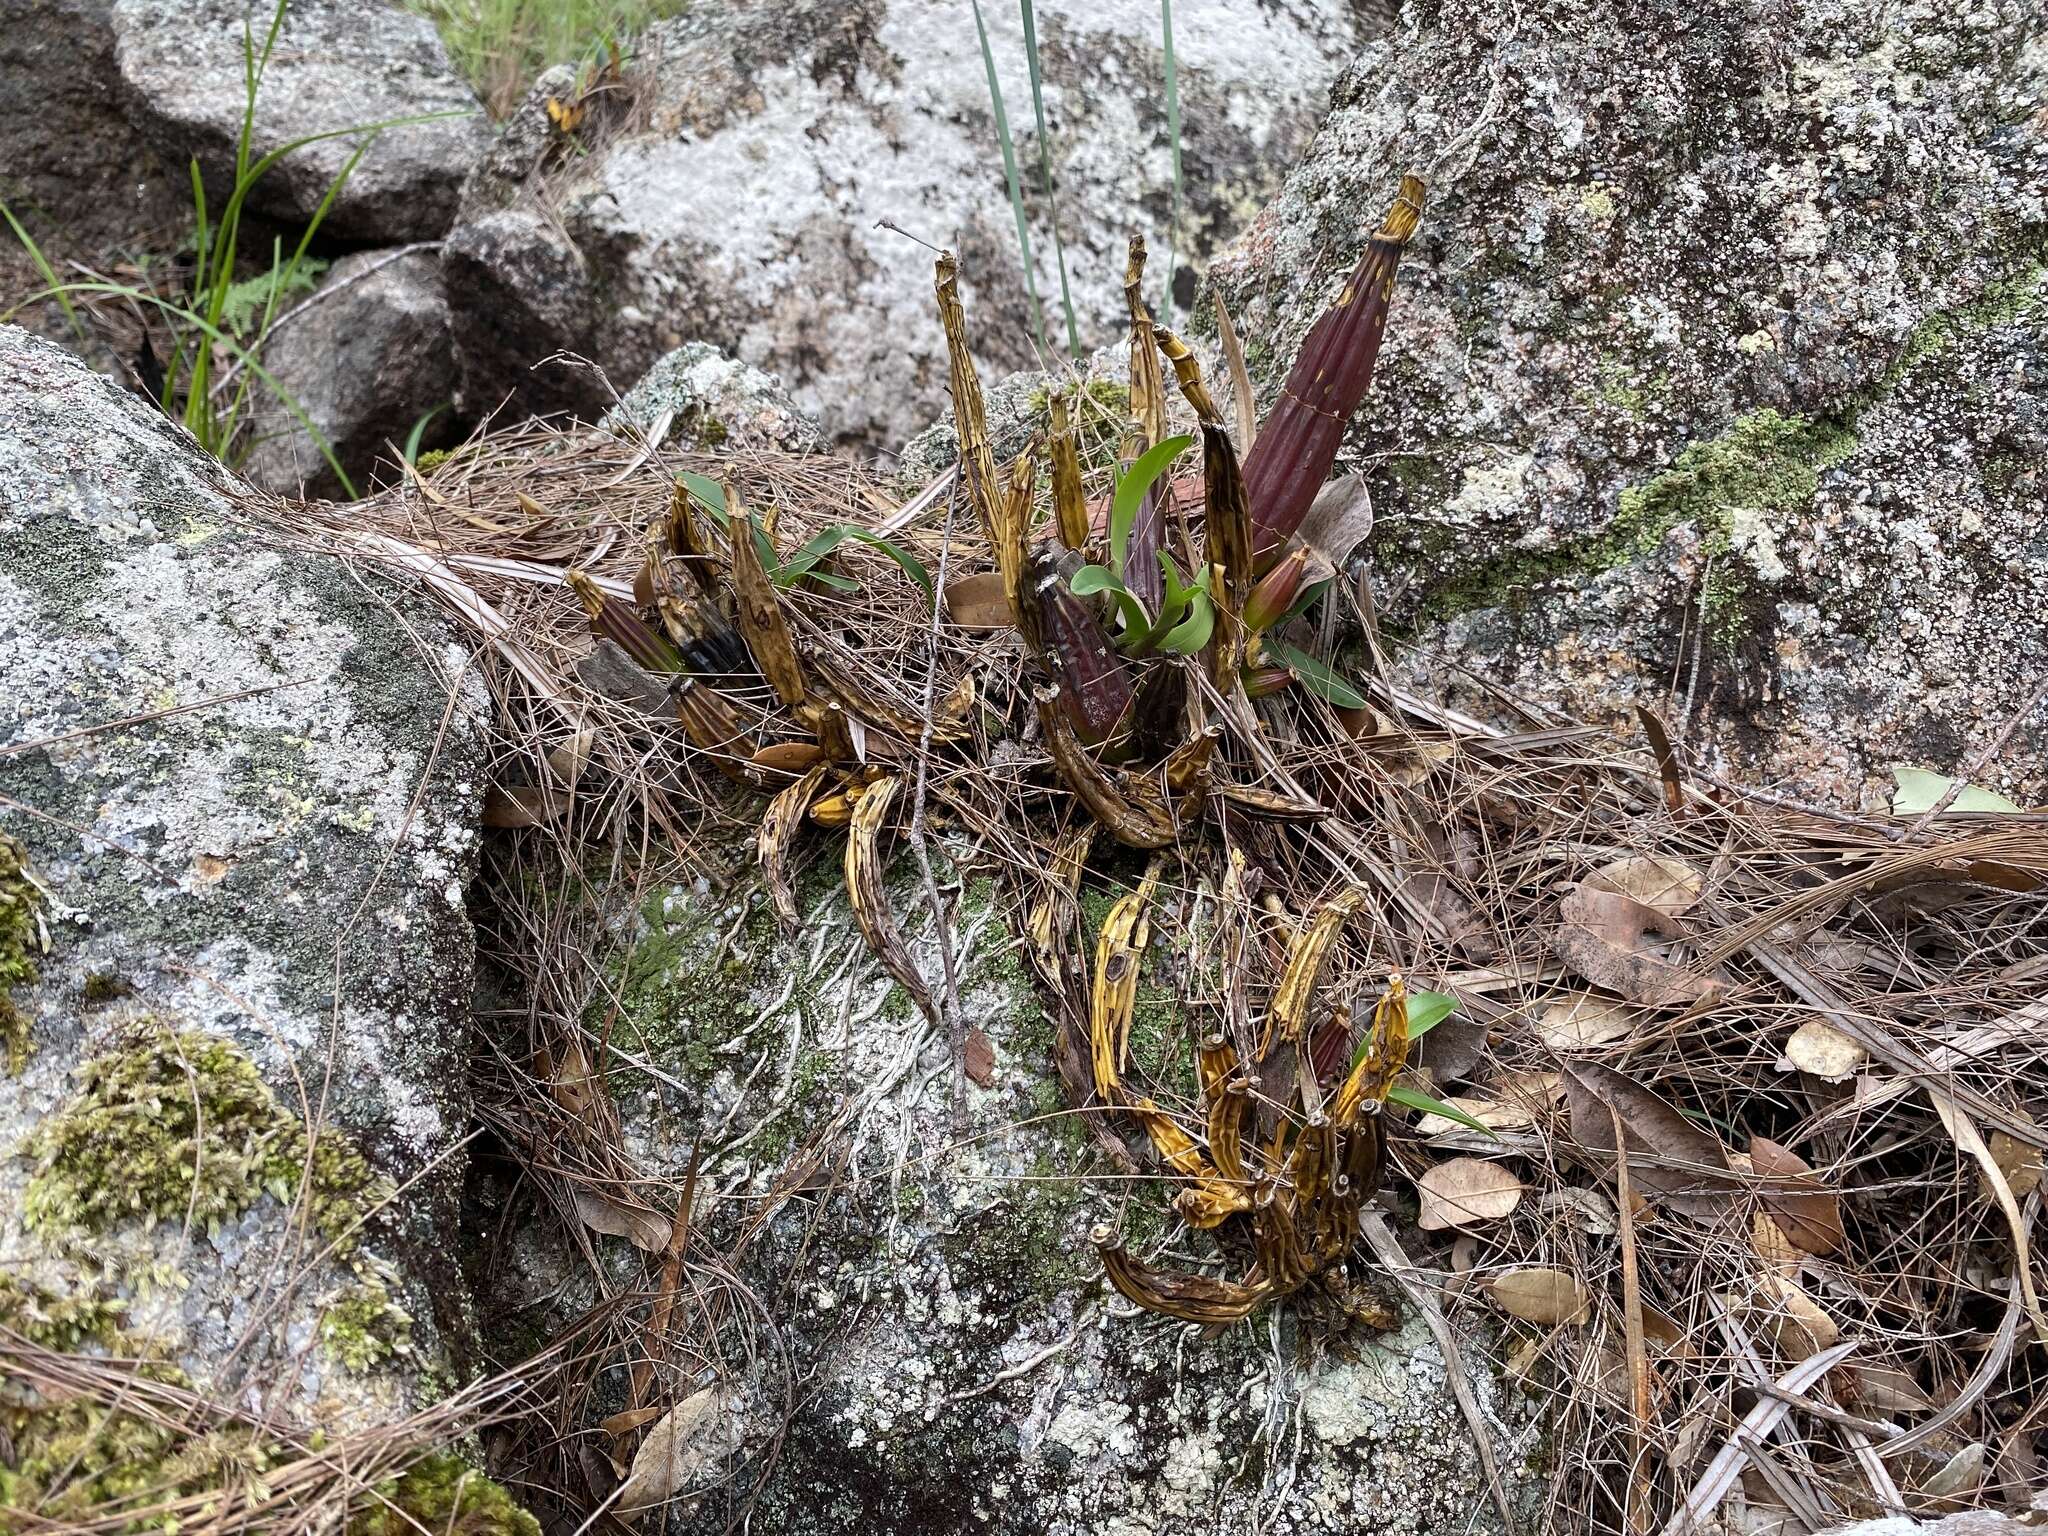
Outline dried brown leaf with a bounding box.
[1743,1274,1840,1359]
[483,783,568,828]
[1490,1266,1591,1326]
[964,1026,997,1088]
[1586,854,1704,916]
[1538,992,1638,1051]
[1554,885,1722,1009]
[1417,1157,1524,1229]
[1294,472,1375,566]
[572,1186,673,1254]
[616,1384,736,1515]
[1748,1135,1846,1256]
[1563,1061,1740,1217]
[1986,1117,2044,1201]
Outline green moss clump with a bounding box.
[318,1272,415,1372]
[79,971,130,1007]
[1026,379,1132,472]
[412,448,453,472]
[0,1272,128,1354]
[0,1397,282,1532]
[0,1396,180,1521]
[348,1452,540,1536]
[19,1024,388,1254]
[1,834,43,1073]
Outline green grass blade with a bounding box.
[0,202,82,339]
[402,404,448,464]
[49,283,361,499]
[1018,0,1080,359]
[1159,0,1182,319]
[970,0,1049,357]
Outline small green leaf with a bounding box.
[1070,564,1122,595]
[1268,640,1367,710]
[1157,589,1215,654]
[1349,988,1458,1073]
[1408,989,1458,1038]
[1110,433,1195,571]
[678,471,729,526]
[1389,1082,1498,1136]
[1070,564,1151,637]
[1889,766,2025,815]
[1280,577,1333,624]
[837,528,934,599]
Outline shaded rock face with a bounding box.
[486,856,1531,1533]
[0,0,180,251]
[448,0,1372,441]
[0,326,489,1424]
[1208,0,2048,810]
[109,0,489,243]
[243,247,457,499]
[445,207,603,423]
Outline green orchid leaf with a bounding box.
[1348,989,1459,1073]
[1269,640,1368,710]
[836,528,934,600]
[677,471,729,526]
[1070,564,1150,637]
[1388,1082,1498,1137]
[1157,590,1215,655]
[1407,988,1458,1038]
[1280,577,1333,624]
[1110,433,1194,572]
[771,526,933,601]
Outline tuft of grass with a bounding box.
[2,0,457,497]
[970,0,1052,359]
[1018,1,1081,359]
[406,0,686,118]
[1159,0,1182,319]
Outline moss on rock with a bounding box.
[1415,408,1857,628]
[1,834,42,1073]
[0,1272,128,1354]
[318,1271,417,1372]
[348,1452,540,1536]
[19,1023,389,1254]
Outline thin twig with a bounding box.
[1361,1214,1518,1535]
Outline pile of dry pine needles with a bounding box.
[18,180,2041,1534]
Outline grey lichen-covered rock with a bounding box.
[109,0,489,243]
[1208,0,2048,809]
[603,341,823,455]
[445,0,1374,443]
[243,246,458,500]
[0,325,490,1425]
[487,854,1532,1532]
